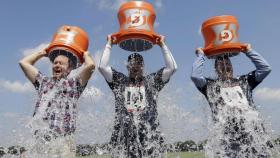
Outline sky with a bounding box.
[0,0,280,147]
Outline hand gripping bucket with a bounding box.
[201,15,246,58]
[46,25,89,65]
[111,1,160,52]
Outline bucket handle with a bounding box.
[153,34,161,45]
[111,32,120,44]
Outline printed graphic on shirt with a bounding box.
[124,86,146,112]
[220,86,249,108]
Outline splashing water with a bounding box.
[201,56,278,158]
[9,48,279,158]
[104,42,168,157]
[18,73,85,158]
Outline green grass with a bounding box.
[167,151,204,158]
[77,151,204,158]
[77,151,280,158]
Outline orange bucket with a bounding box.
[201,15,246,58]
[46,25,89,63]
[111,1,160,52]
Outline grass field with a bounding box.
[77,151,280,158]
[78,151,205,158]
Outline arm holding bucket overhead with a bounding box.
[159,36,178,82]
[78,51,95,87]
[98,35,115,83]
[19,50,47,83]
[243,44,272,82]
[191,48,207,88]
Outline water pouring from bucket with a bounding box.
[111,1,161,52]
[19,25,95,158]
[99,12,177,156]
[191,15,278,157]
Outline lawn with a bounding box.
[77,151,205,158]
[77,151,280,158]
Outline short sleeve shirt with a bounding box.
[32,72,86,135]
[107,68,169,144]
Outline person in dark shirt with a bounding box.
[99,35,177,158]
[191,44,272,157]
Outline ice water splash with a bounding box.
[14,54,203,158]
[22,78,81,158]
[158,84,207,158]
[25,134,76,158]
[204,82,277,158]
[76,76,204,157]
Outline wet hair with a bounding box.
[214,55,230,69]
[49,49,78,69]
[127,53,144,65]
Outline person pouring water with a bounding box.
[191,44,272,157]
[99,34,177,158]
[19,46,95,157]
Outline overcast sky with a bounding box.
[0,0,280,147]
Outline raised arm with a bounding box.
[243,44,272,82]
[191,48,207,88]
[98,35,114,83]
[158,35,178,82]
[19,50,47,83]
[78,51,95,87]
